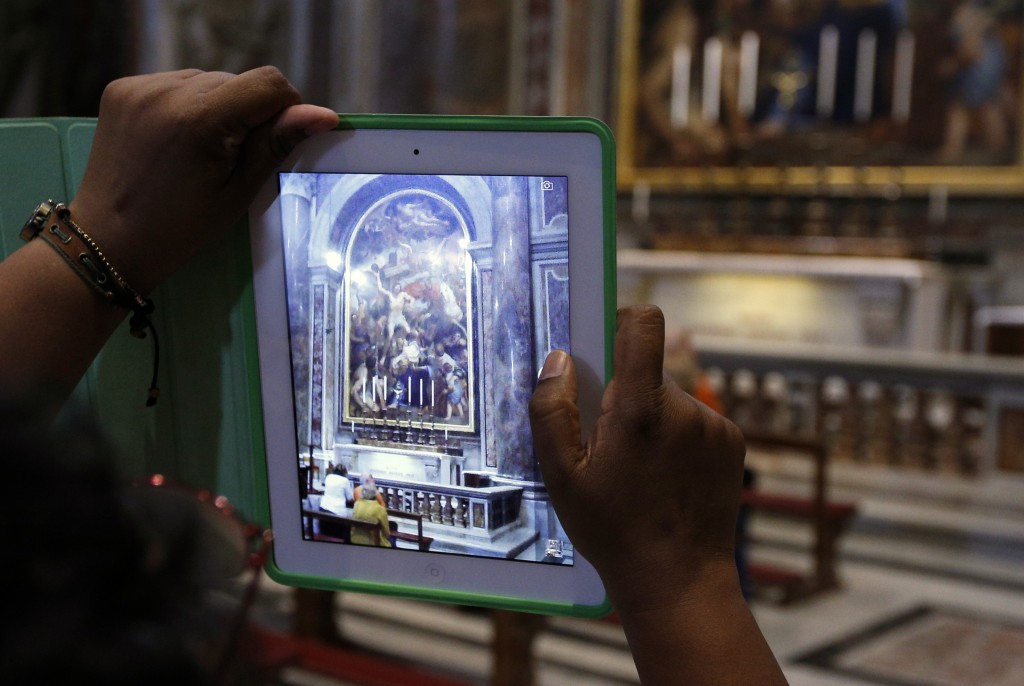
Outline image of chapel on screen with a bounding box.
[280,172,573,564]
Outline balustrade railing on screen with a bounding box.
[367,477,524,535]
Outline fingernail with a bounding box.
[539,351,568,380]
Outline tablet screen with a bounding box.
[279,171,575,566]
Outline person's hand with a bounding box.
[70,66,339,292]
[529,305,746,612]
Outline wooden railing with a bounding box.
[742,432,859,603]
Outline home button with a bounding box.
[425,564,445,584]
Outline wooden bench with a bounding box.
[741,432,859,603]
[386,509,434,552]
[302,508,434,551]
[302,508,382,546]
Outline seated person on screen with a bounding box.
[325,464,355,508]
[351,484,392,548]
[0,66,787,685]
[318,465,356,542]
[353,473,387,509]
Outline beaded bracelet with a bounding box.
[21,200,160,406]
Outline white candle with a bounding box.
[817,25,839,119]
[408,378,412,404]
[854,29,877,123]
[928,185,948,225]
[737,31,759,120]
[384,376,388,401]
[670,43,691,129]
[632,182,651,226]
[419,378,424,405]
[431,379,435,407]
[372,377,376,402]
[892,29,915,124]
[702,37,723,124]
[548,0,569,116]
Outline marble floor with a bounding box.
[250,458,1024,685]
[750,456,1024,686]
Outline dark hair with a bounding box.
[0,399,214,684]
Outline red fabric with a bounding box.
[244,625,473,686]
[741,490,857,520]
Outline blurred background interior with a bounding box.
[4,1,1024,684]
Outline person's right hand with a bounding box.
[529,304,747,612]
[70,66,339,292]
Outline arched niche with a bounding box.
[296,174,494,446]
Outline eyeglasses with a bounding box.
[125,474,273,685]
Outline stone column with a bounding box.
[488,177,538,482]
[281,175,316,448]
[308,264,343,455]
[309,279,327,451]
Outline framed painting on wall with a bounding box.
[616,0,1024,195]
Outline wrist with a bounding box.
[19,199,161,406]
[68,196,156,294]
[604,552,742,620]
[24,201,151,312]
[606,554,788,686]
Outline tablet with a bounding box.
[248,114,615,617]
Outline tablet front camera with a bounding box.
[413,148,420,155]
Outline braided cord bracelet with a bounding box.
[20,200,160,406]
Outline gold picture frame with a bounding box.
[616,0,1024,195]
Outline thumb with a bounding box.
[234,104,339,199]
[530,351,586,495]
[272,103,340,148]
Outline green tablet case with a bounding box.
[0,115,616,616]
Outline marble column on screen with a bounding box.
[281,174,316,453]
[308,269,338,455]
[487,176,538,484]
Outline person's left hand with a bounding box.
[70,66,338,292]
